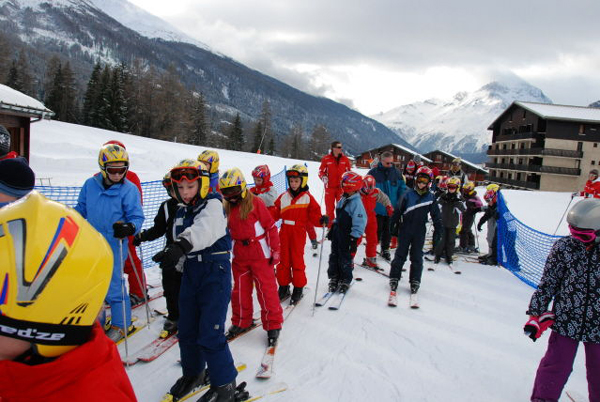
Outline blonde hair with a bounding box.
[223,191,255,220]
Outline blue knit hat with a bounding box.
[0,158,35,198]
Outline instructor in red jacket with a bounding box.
[319,141,351,227]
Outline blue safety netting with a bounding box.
[35,167,288,269]
[496,191,562,289]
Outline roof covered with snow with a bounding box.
[359,143,432,163]
[0,84,53,116]
[489,101,600,129]
[426,149,488,173]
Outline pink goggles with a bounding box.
[569,225,597,243]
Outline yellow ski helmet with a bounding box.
[98,144,129,179]
[447,177,461,189]
[197,150,220,174]
[0,191,113,357]
[170,159,210,204]
[462,181,475,194]
[286,164,309,188]
[219,168,248,201]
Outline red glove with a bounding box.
[524,311,555,342]
[269,250,280,266]
[386,205,394,217]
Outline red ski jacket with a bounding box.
[361,188,392,218]
[580,178,600,198]
[228,196,280,260]
[0,323,137,402]
[319,152,351,189]
[274,189,322,229]
[126,170,143,204]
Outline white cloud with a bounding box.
[127,0,600,113]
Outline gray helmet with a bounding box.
[567,199,600,230]
[0,125,9,157]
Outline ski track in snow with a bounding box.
[28,120,589,401]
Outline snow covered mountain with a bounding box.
[373,75,552,160]
[0,0,412,154]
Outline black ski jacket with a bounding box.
[437,192,465,229]
[527,237,600,343]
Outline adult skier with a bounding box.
[75,144,144,342]
[319,141,351,227]
[574,168,600,198]
[0,125,19,160]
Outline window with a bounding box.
[595,143,598,148]
[523,110,526,119]
[592,161,596,165]
[511,143,516,149]
[579,124,586,135]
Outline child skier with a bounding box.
[403,160,418,188]
[524,198,600,402]
[434,176,465,265]
[0,192,137,401]
[274,164,328,304]
[221,168,283,346]
[250,164,278,218]
[0,157,35,208]
[389,166,442,303]
[75,144,144,342]
[133,172,181,338]
[477,184,499,265]
[197,149,220,193]
[458,181,483,253]
[154,160,238,402]
[359,174,393,269]
[327,171,367,292]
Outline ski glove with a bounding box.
[321,176,328,185]
[477,221,484,232]
[524,312,555,342]
[269,250,281,266]
[113,222,135,239]
[386,205,394,217]
[349,237,359,254]
[133,231,146,247]
[390,221,399,237]
[320,215,330,226]
[152,239,192,268]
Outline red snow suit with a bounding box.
[360,188,392,258]
[274,189,322,287]
[0,323,137,402]
[579,178,600,198]
[250,181,278,219]
[124,170,146,299]
[319,152,351,226]
[228,196,283,331]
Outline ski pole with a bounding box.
[472,218,481,253]
[553,196,575,236]
[119,238,130,367]
[128,251,151,328]
[312,224,327,317]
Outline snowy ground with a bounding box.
[29,120,588,401]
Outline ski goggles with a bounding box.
[286,170,305,178]
[171,168,201,183]
[105,165,128,175]
[221,185,243,200]
[569,225,597,243]
[447,184,459,190]
[415,176,430,185]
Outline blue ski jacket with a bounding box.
[367,162,407,216]
[391,188,442,237]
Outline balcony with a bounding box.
[487,147,583,158]
[488,176,540,190]
[494,132,541,142]
[486,163,581,176]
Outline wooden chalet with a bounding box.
[423,150,488,183]
[355,143,431,169]
[0,84,54,160]
[487,101,600,191]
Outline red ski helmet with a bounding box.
[341,171,363,193]
[103,140,126,150]
[361,175,377,195]
[251,165,271,183]
[406,160,417,173]
[414,166,433,187]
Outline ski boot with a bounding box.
[129,293,145,307]
[389,278,399,291]
[267,329,280,347]
[410,281,420,295]
[278,285,290,301]
[338,282,350,294]
[160,319,178,339]
[328,278,339,292]
[197,380,236,402]
[290,286,304,305]
[381,249,391,261]
[168,371,206,401]
[105,324,135,343]
[433,256,440,264]
[311,239,319,250]
[225,325,251,341]
[362,257,379,270]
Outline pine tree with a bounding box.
[228,113,244,151]
[82,63,102,126]
[251,121,263,153]
[94,65,113,129]
[108,64,129,132]
[267,136,276,156]
[190,92,208,145]
[5,52,33,96]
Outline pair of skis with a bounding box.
[387,291,419,309]
[423,256,462,274]
[123,333,178,365]
[314,281,354,310]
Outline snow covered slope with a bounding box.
[28,121,587,401]
[373,75,553,156]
